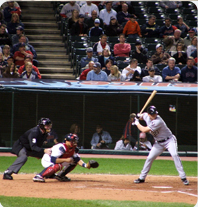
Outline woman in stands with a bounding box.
[108,65,125,81]
[2,62,19,78]
[173,43,187,65]
[98,48,114,69]
[186,36,197,57]
[7,13,24,35]
[105,15,123,36]
[103,59,114,75]
[2,45,11,61]
[68,9,79,30]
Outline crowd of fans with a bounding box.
[58,1,197,83]
[0,1,40,79]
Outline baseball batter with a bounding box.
[133,106,189,185]
[33,133,98,182]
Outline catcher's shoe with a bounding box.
[33,175,45,182]
[3,172,13,180]
[134,178,145,184]
[55,175,71,182]
[182,178,189,185]
[45,174,57,179]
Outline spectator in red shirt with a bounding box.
[114,33,131,57]
[79,61,94,80]
[13,43,33,67]
[18,56,41,79]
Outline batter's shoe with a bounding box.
[134,178,145,184]
[55,175,71,182]
[3,173,13,180]
[33,175,45,182]
[182,178,189,185]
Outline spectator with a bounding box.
[135,132,152,151]
[0,52,7,77]
[67,9,79,30]
[190,49,197,59]
[113,1,135,14]
[173,43,187,65]
[80,47,98,68]
[11,26,29,46]
[105,15,123,36]
[85,10,104,30]
[141,15,160,38]
[117,3,132,27]
[7,13,24,35]
[142,59,161,77]
[186,36,197,57]
[159,17,177,38]
[163,29,185,56]
[131,40,148,64]
[60,1,80,18]
[151,44,170,65]
[184,28,196,47]
[123,14,142,38]
[142,67,162,82]
[108,65,125,81]
[162,57,181,82]
[90,124,112,149]
[13,42,33,67]
[43,129,58,147]
[86,62,108,81]
[71,14,88,36]
[89,18,104,36]
[123,113,137,148]
[174,17,189,38]
[18,56,41,79]
[114,33,131,57]
[2,62,19,78]
[20,61,38,79]
[5,55,14,67]
[2,45,11,61]
[80,1,99,18]
[180,57,197,83]
[3,1,21,23]
[93,34,110,56]
[98,48,114,69]
[0,24,12,46]
[99,1,117,26]
[0,11,6,26]
[103,58,113,75]
[114,135,133,151]
[121,58,141,81]
[79,60,94,80]
[160,1,182,9]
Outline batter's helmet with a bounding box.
[147,106,158,115]
[64,133,78,143]
[38,118,52,130]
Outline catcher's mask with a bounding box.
[64,133,78,147]
[38,118,52,134]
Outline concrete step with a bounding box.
[39,67,72,73]
[37,53,67,60]
[35,47,66,53]
[38,60,71,67]
[25,29,60,35]
[27,34,61,41]
[20,1,53,7]
[22,15,56,21]
[29,41,65,47]
[41,73,75,80]
[23,22,57,28]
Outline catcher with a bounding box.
[33,133,99,182]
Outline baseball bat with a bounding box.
[139,90,157,114]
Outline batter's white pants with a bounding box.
[139,136,186,180]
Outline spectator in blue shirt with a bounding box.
[162,57,181,82]
[80,47,98,68]
[86,62,108,81]
[89,18,104,37]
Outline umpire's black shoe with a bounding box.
[3,173,13,180]
[134,178,145,184]
[55,175,71,182]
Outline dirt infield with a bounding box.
[0,153,197,205]
[0,174,197,205]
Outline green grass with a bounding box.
[0,157,197,176]
[0,196,195,207]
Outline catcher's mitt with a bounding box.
[87,160,99,169]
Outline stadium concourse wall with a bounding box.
[0,79,197,155]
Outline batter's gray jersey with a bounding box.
[143,113,173,141]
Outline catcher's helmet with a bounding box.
[147,106,158,115]
[64,133,78,143]
[38,118,52,130]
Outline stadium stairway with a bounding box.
[19,1,75,79]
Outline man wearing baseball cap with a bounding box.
[11,26,29,46]
[80,47,98,68]
[184,28,197,47]
[86,62,108,81]
[89,18,104,37]
[142,67,162,82]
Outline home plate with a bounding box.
[152,186,173,189]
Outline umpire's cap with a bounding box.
[147,106,158,115]
[38,118,52,129]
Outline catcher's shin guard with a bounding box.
[58,164,76,177]
[41,164,63,178]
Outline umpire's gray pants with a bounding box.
[7,147,28,174]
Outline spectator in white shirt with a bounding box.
[142,68,162,82]
[99,1,117,26]
[80,1,99,17]
[114,136,133,151]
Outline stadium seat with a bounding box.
[117,60,129,70]
[107,36,119,43]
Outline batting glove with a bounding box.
[136,113,143,119]
[132,117,139,126]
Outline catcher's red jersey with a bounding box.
[60,144,76,158]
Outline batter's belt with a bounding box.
[157,137,170,143]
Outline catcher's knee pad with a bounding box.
[42,164,62,178]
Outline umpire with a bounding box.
[3,118,52,180]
